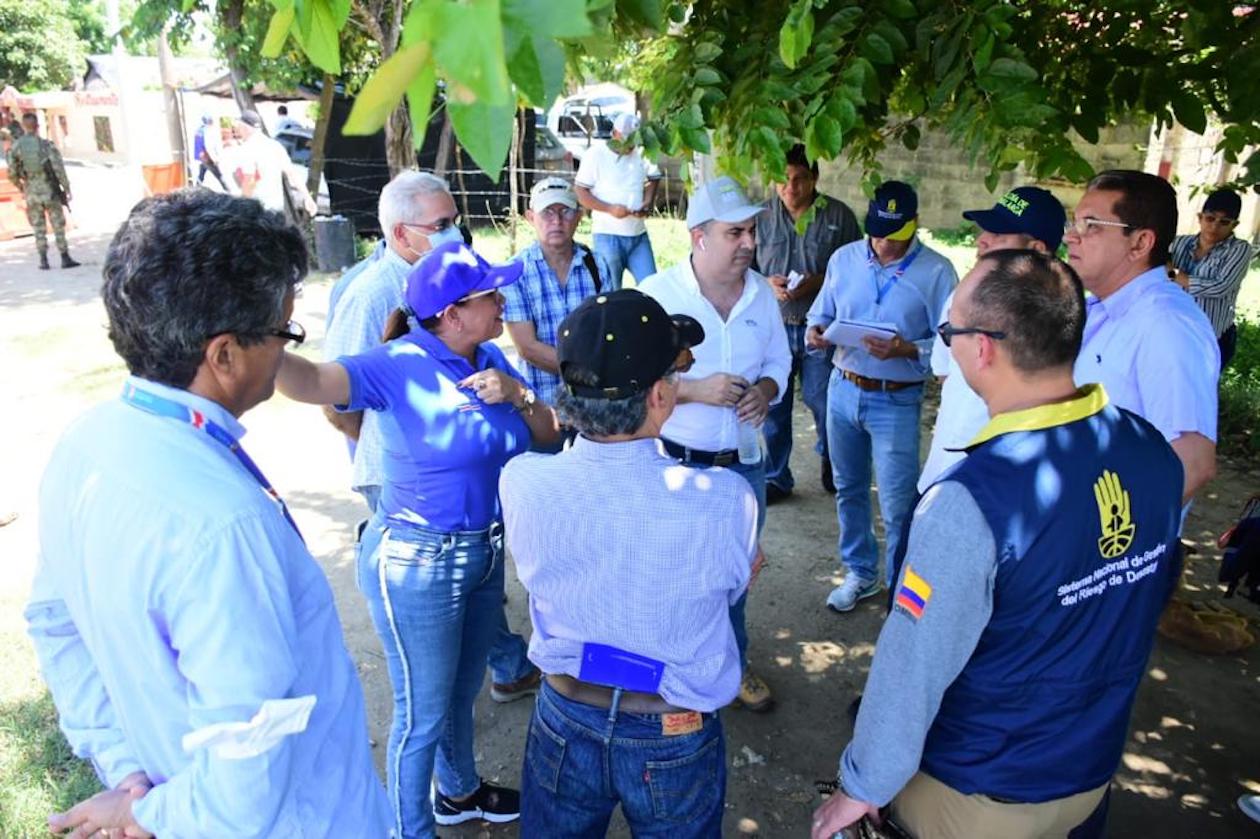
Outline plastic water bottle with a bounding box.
[737,420,762,464]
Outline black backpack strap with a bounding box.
[579,243,602,294]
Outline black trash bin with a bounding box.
[313,215,357,272]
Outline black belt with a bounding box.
[545,674,690,714]
[662,438,739,467]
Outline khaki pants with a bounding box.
[891,772,1108,839]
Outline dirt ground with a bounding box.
[2,171,1259,837]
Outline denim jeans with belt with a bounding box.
[357,516,507,839]
[520,681,725,837]
[826,371,923,587]
[593,232,657,291]
[763,323,834,492]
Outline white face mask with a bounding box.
[424,225,463,251]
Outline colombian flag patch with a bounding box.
[895,566,932,620]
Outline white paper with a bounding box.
[786,270,805,291]
[822,319,898,349]
[182,695,316,760]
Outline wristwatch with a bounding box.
[514,387,537,415]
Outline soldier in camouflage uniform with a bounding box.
[8,113,79,270]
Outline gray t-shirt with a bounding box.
[755,192,861,323]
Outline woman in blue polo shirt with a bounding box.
[277,242,558,838]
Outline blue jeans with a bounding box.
[826,372,923,588]
[360,499,532,687]
[764,324,833,492]
[593,232,657,291]
[357,518,507,839]
[520,682,725,837]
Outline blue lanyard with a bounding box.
[121,383,305,541]
[870,242,922,305]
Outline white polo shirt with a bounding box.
[639,259,791,452]
[919,292,990,491]
[575,144,661,237]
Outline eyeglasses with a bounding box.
[1064,217,1133,237]
[270,319,306,346]
[937,321,1006,347]
[667,347,696,375]
[538,206,579,222]
[403,214,462,234]
[1199,213,1238,228]
[455,288,500,305]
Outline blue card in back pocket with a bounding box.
[579,643,665,693]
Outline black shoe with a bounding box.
[38,252,50,270]
[60,251,80,268]
[766,483,792,505]
[821,457,836,494]
[433,780,520,825]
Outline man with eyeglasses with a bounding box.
[918,186,1066,491]
[812,249,1184,839]
[27,191,391,837]
[1170,188,1254,370]
[324,171,541,704]
[806,181,957,613]
[1066,170,1219,505]
[503,177,611,450]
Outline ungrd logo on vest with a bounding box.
[1094,469,1135,558]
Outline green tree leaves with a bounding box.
[0,0,87,91]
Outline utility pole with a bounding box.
[158,21,188,172]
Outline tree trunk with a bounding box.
[386,103,415,175]
[309,73,335,195]
[434,111,455,176]
[220,0,256,114]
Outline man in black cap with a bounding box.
[501,289,760,836]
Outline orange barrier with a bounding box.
[142,162,186,196]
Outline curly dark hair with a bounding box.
[102,190,307,387]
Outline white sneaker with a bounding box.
[1239,794,1260,824]
[826,576,883,612]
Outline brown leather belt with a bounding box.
[841,369,923,392]
[545,674,688,714]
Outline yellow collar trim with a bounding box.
[964,384,1110,449]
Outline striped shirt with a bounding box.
[1170,234,1254,337]
[503,241,609,404]
[500,436,757,711]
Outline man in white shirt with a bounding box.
[918,186,1066,491]
[575,113,662,290]
[1067,169,1219,504]
[639,176,791,712]
[232,110,314,216]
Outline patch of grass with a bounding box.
[1219,315,1260,457]
[0,691,101,837]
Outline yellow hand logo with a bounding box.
[1095,469,1136,559]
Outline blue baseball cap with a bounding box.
[963,186,1066,251]
[403,242,523,320]
[865,181,918,240]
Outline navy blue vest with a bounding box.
[920,386,1183,802]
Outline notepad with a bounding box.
[822,319,898,348]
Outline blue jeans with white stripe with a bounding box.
[357,517,506,839]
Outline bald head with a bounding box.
[957,249,1085,374]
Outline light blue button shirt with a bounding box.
[501,436,757,711]
[26,377,390,837]
[324,246,414,492]
[807,237,957,382]
[1074,266,1220,443]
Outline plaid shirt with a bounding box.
[504,241,609,404]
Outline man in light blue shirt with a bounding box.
[807,181,957,611]
[502,290,758,836]
[1066,170,1219,504]
[27,191,389,837]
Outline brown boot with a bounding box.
[61,251,80,268]
[38,250,50,270]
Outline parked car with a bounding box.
[534,125,574,176]
[275,126,313,166]
[549,94,633,163]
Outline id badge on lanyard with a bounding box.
[871,243,922,306]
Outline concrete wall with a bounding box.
[1143,121,1260,242]
[803,122,1149,228]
